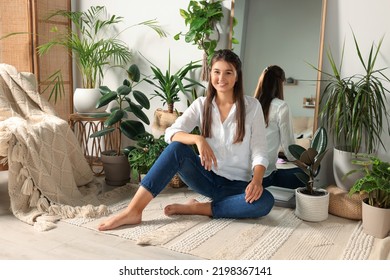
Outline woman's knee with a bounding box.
[254,189,275,217]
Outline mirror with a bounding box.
[230,0,327,135]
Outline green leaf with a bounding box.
[90,126,115,138]
[96,91,117,108]
[99,85,111,95]
[117,85,131,95]
[127,64,140,82]
[133,90,150,109]
[104,109,124,126]
[120,120,146,140]
[288,144,306,160]
[311,127,328,155]
[128,102,150,125]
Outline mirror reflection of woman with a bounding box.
[254,65,305,189]
[98,49,274,231]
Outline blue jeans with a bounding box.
[141,142,274,219]
[263,168,305,189]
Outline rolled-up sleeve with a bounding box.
[164,97,203,143]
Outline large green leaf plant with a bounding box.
[90,64,150,156]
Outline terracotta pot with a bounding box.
[362,199,390,238]
[101,150,130,186]
[295,187,329,222]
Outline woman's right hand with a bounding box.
[196,136,217,171]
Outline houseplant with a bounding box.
[315,32,390,190]
[288,126,329,222]
[142,51,203,137]
[174,0,225,80]
[128,132,168,181]
[90,64,150,186]
[347,154,390,238]
[37,5,166,112]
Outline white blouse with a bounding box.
[165,96,269,182]
[264,98,296,177]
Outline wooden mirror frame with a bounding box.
[228,0,327,134]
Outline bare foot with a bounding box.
[164,199,202,216]
[98,210,141,231]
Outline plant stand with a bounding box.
[295,187,329,222]
[68,113,120,176]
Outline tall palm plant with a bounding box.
[37,6,167,101]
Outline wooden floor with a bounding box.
[0,171,202,260]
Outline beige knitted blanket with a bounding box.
[0,64,109,231]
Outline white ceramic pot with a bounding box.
[333,147,363,191]
[73,88,107,114]
[295,187,329,222]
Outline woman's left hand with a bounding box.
[245,180,263,203]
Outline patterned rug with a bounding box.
[61,185,383,260]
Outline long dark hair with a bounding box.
[253,65,286,127]
[202,49,246,143]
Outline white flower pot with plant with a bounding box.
[314,32,390,191]
[289,127,329,222]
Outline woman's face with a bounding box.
[210,60,237,94]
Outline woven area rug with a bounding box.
[61,185,390,260]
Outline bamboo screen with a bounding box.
[0,0,72,121]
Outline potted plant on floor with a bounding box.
[142,51,203,137]
[37,5,167,112]
[127,132,168,181]
[90,64,150,186]
[314,31,390,191]
[347,155,390,238]
[288,126,329,222]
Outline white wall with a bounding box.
[72,0,231,121]
[317,0,390,186]
[71,0,390,184]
